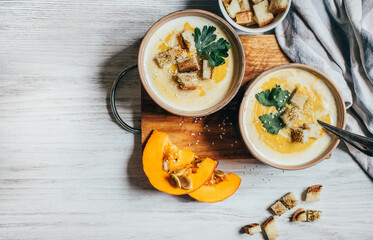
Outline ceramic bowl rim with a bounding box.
[238,63,346,170]
[138,9,245,117]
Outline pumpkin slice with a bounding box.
[189,170,241,203]
[143,130,217,195]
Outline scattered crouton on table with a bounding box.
[281,192,298,209]
[242,223,261,235]
[263,216,279,240]
[305,184,323,202]
[306,210,322,222]
[271,201,288,216]
[292,208,307,222]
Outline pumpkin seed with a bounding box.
[193,158,203,165]
[214,170,226,178]
[179,175,193,190]
[169,174,181,188]
[163,161,168,172]
[173,168,186,177]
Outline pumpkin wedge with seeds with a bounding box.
[189,170,241,203]
[143,130,217,195]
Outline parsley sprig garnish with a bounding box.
[258,112,285,135]
[255,85,290,135]
[193,25,231,68]
[255,84,290,111]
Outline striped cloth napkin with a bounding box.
[275,0,373,178]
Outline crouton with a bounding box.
[305,184,322,202]
[177,56,200,73]
[306,210,322,222]
[290,88,309,109]
[281,192,298,209]
[292,208,307,222]
[290,128,310,144]
[236,11,255,25]
[155,46,187,68]
[251,0,263,4]
[303,123,322,138]
[268,0,289,14]
[253,0,274,27]
[177,73,199,90]
[280,107,301,127]
[242,223,261,235]
[202,60,213,80]
[263,216,279,240]
[223,0,241,18]
[238,0,251,11]
[271,201,288,216]
[178,30,196,52]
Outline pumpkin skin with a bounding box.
[189,172,241,203]
[143,130,217,195]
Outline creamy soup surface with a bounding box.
[242,68,338,166]
[144,16,237,111]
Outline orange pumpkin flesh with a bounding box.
[189,171,241,203]
[143,130,217,195]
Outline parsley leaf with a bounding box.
[258,112,285,135]
[255,85,290,110]
[193,25,231,68]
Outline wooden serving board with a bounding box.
[141,35,290,159]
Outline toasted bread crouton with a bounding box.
[271,201,288,216]
[268,0,288,14]
[242,223,261,235]
[177,56,200,73]
[303,123,322,138]
[251,0,263,4]
[223,0,241,18]
[290,88,309,109]
[281,192,298,209]
[179,30,196,52]
[263,216,279,240]
[290,128,310,144]
[306,210,322,222]
[238,0,251,11]
[236,11,255,25]
[280,107,301,127]
[202,60,213,80]
[177,73,199,90]
[292,208,307,222]
[155,46,187,68]
[305,184,322,202]
[253,0,274,27]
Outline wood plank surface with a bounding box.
[2,1,373,239]
[141,35,290,159]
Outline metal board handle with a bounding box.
[110,64,140,134]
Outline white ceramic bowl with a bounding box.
[218,0,292,33]
[138,9,245,117]
[238,64,346,170]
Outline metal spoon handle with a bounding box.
[317,120,373,157]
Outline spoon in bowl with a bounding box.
[317,120,373,157]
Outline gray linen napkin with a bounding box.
[275,0,373,177]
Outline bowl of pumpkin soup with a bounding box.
[239,64,346,170]
[138,10,245,117]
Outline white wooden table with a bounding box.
[1,1,372,239]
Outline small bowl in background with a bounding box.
[218,0,292,33]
